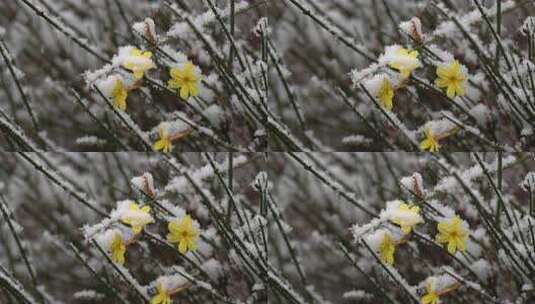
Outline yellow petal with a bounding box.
[447,85,456,99]
[188,240,197,252]
[114,96,127,111]
[141,206,151,213]
[132,225,142,234]
[436,232,448,244]
[170,67,180,78]
[182,215,192,225]
[189,84,199,97]
[435,78,449,88]
[436,66,449,78]
[437,221,448,232]
[455,83,465,96]
[456,237,466,251]
[421,293,438,304]
[167,233,180,243]
[421,295,430,304]
[154,140,166,151]
[420,139,431,151]
[163,141,172,153]
[117,253,125,265]
[185,61,195,70]
[134,71,144,79]
[447,241,457,254]
[123,62,133,70]
[397,48,409,56]
[131,49,142,56]
[168,78,180,90]
[179,241,188,254]
[151,294,164,304]
[180,86,190,100]
[451,61,461,73]
[168,221,180,233]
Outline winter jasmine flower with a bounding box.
[151,277,189,304]
[436,216,468,254]
[421,275,460,304]
[122,48,156,79]
[96,74,130,110]
[151,283,172,304]
[167,215,199,254]
[377,78,395,111]
[168,61,201,100]
[380,231,396,265]
[110,232,126,265]
[120,202,154,234]
[153,124,173,153]
[435,60,467,99]
[420,128,440,153]
[111,79,128,111]
[391,203,423,234]
[421,283,439,304]
[363,74,396,111]
[388,48,420,78]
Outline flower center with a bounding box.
[448,76,460,83]
[180,74,194,84]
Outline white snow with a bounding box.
[520,16,535,35]
[95,228,124,250]
[469,104,491,126]
[75,136,106,146]
[521,172,535,192]
[154,274,189,291]
[95,74,124,98]
[110,200,154,227]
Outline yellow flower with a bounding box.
[167,215,199,254]
[123,48,155,79]
[112,79,128,111]
[436,216,468,254]
[151,283,172,304]
[420,128,440,153]
[421,283,439,304]
[435,60,466,99]
[391,203,423,234]
[110,232,126,265]
[121,202,154,234]
[379,232,396,265]
[377,78,394,111]
[389,48,420,78]
[168,61,200,100]
[153,125,173,153]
